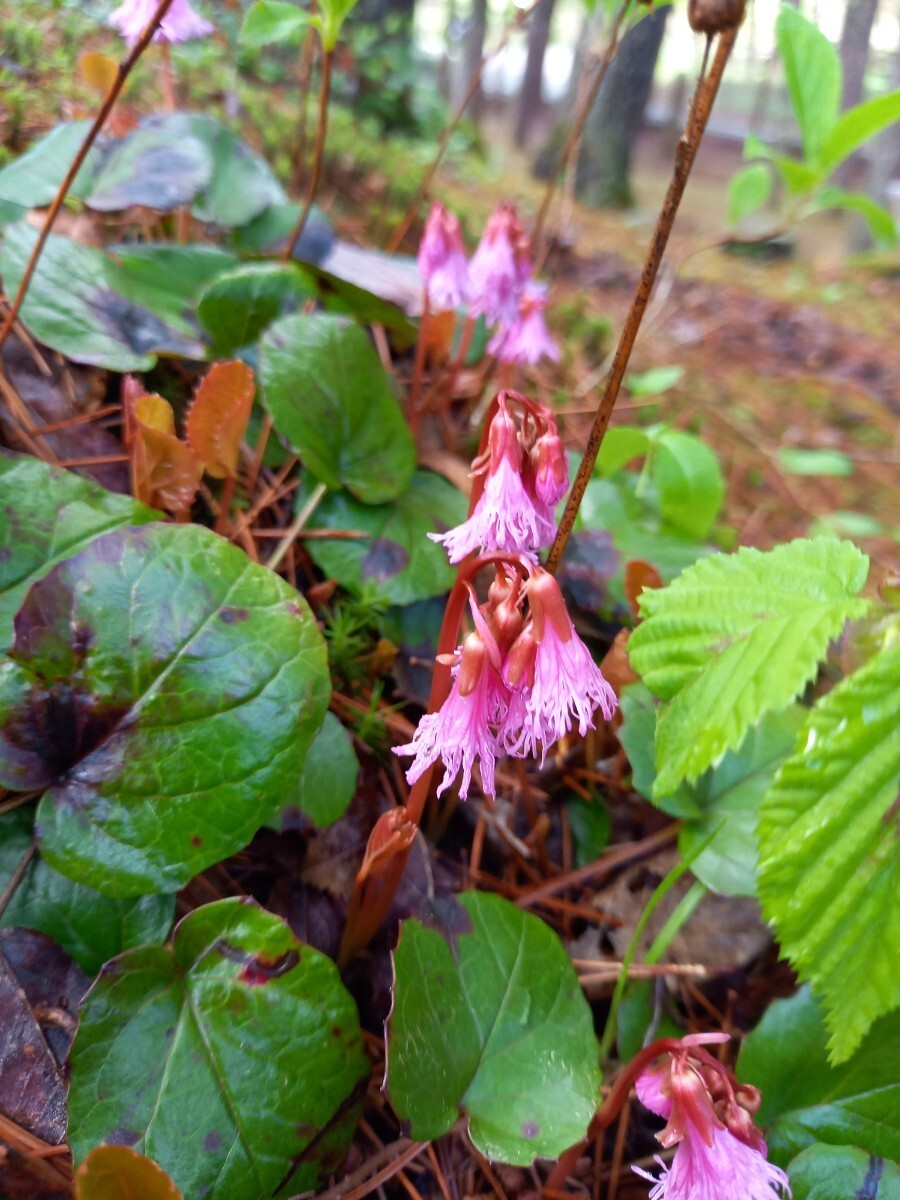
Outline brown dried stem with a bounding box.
[283,48,333,263]
[0,0,178,357]
[544,25,738,576]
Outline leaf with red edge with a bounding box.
[75,1146,183,1200]
[185,360,255,479]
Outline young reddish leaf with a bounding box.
[185,360,255,479]
[75,1146,183,1200]
[123,382,201,514]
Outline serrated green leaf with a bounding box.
[288,711,359,827]
[261,313,415,504]
[628,539,870,794]
[386,892,601,1164]
[776,5,841,163]
[818,91,900,177]
[240,0,312,46]
[0,524,330,896]
[728,163,773,226]
[757,644,900,1063]
[652,430,725,540]
[0,808,174,975]
[0,454,156,654]
[788,1144,900,1200]
[198,262,317,355]
[68,898,367,1200]
[737,987,900,1167]
[297,470,465,604]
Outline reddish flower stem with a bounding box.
[283,48,333,263]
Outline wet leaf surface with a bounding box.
[0,523,330,896]
[0,927,88,1143]
[0,808,174,975]
[787,1144,900,1200]
[85,116,212,213]
[197,263,317,356]
[0,454,155,654]
[68,898,368,1200]
[260,313,415,504]
[387,891,602,1164]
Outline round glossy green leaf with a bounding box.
[68,898,367,1200]
[0,523,330,896]
[288,711,359,828]
[299,470,465,604]
[0,453,156,654]
[0,121,102,207]
[198,263,317,356]
[260,313,415,504]
[652,430,725,541]
[0,808,174,975]
[737,987,900,1167]
[788,1144,900,1200]
[387,891,602,1165]
[1,224,207,370]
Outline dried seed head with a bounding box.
[688,0,746,34]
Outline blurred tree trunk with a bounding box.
[515,0,558,148]
[839,0,879,111]
[463,0,488,120]
[869,32,900,206]
[575,5,670,209]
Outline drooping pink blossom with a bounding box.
[488,281,560,366]
[109,0,213,45]
[469,204,532,327]
[429,396,555,562]
[530,424,569,508]
[393,626,508,801]
[418,203,471,312]
[633,1040,790,1200]
[501,571,617,759]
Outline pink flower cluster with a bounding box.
[634,1035,791,1200]
[395,392,616,800]
[395,569,617,799]
[429,391,568,562]
[417,202,559,366]
[109,0,213,45]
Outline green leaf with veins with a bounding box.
[260,313,415,504]
[0,454,157,654]
[0,808,174,975]
[788,1144,900,1200]
[68,898,367,1200]
[297,470,465,605]
[0,523,330,897]
[775,6,841,163]
[387,891,601,1164]
[628,539,870,794]
[198,262,317,356]
[757,643,900,1063]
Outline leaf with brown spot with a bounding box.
[185,360,255,479]
[0,927,89,1144]
[75,1146,183,1200]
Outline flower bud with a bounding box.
[688,0,746,34]
[531,427,569,507]
[457,633,488,698]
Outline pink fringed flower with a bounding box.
[394,613,508,800]
[634,1038,791,1200]
[502,570,617,759]
[109,0,213,45]
[488,282,560,366]
[469,204,532,326]
[418,203,471,312]
[429,396,555,562]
